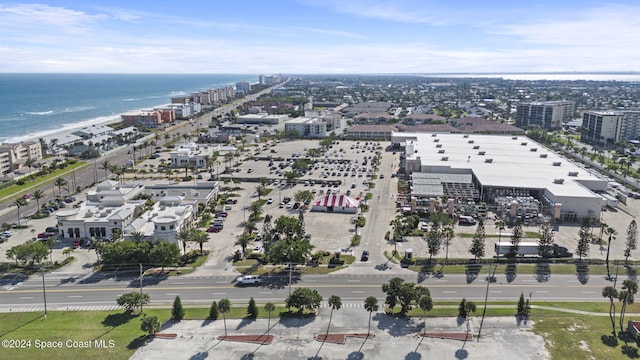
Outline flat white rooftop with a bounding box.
[396,133,606,199]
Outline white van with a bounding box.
[236,275,261,285]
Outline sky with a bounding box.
[1,0,639,74]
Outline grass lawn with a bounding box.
[0,162,86,202]
[2,302,640,359]
[406,262,639,276]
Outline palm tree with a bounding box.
[463,301,477,333]
[177,228,193,255]
[418,295,434,335]
[495,220,506,242]
[13,197,28,224]
[326,295,342,337]
[602,286,618,337]
[619,280,638,333]
[364,296,378,336]
[604,226,618,279]
[101,160,111,179]
[264,302,276,336]
[234,232,252,257]
[190,229,209,255]
[54,177,67,198]
[218,298,231,337]
[32,189,44,211]
[24,158,35,176]
[130,231,145,242]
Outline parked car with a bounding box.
[225,199,238,204]
[72,239,83,248]
[267,198,274,204]
[37,232,56,239]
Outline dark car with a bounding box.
[361,250,369,261]
[225,199,238,204]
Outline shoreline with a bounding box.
[2,101,173,145]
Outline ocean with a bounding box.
[0,73,256,144]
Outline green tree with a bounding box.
[604,226,618,279]
[264,302,276,335]
[13,197,27,225]
[469,219,486,261]
[7,241,49,266]
[495,219,506,242]
[516,293,530,317]
[576,218,591,260]
[54,177,67,198]
[364,296,379,336]
[32,189,44,211]
[458,298,468,318]
[619,280,638,333]
[235,232,253,258]
[149,240,180,272]
[101,160,111,179]
[116,292,150,313]
[602,286,618,337]
[172,295,185,321]
[177,228,193,255]
[625,220,637,265]
[509,219,523,257]
[130,230,145,243]
[247,297,258,319]
[140,316,160,335]
[537,221,555,258]
[418,295,434,335]
[382,277,418,315]
[45,236,57,264]
[326,295,342,337]
[218,298,231,336]
[190,229,209,255]
[209,301,219,320]
[286,287,323,313]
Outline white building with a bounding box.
[235,113,288,124]
[393,132,608,221]
[581,110,640,144]
[304,110,342,130]
[170,142,217,169]
[285,117,327,138]
[56,180,146,240]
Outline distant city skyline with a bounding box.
[1,0,639,74]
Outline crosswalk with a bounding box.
[0,305,121,313]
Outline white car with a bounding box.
[236,275,261,285]
[253,245,263,252]
[267,198,274,204]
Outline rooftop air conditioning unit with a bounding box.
[473,145,480,149]
[512,136,518,140]
[552,162,561,166]
[463,134,469,138]
[530,148,537,152]
[436,144,443,148]
[554,178,565,184]
[478,151,486,155]
[568,171,579,176]
[468,140,475,144]
[433,138,440,142]
[431,133,437,137]
[438,149,445,153]
[485,158,493,163]
[441,156,449,161]
[521,142,528,146]
[540,154,548,158]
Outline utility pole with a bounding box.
[139,263,143,312]
[477,264,496,341]
[41,266,48,319]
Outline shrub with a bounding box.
[208,301,219,320]
[247,297,258,319]
[172,295,185,321]
[141,316,160,335]
[351,234,361,247]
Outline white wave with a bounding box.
[25,110,54,115]
[63,106,95,113]
[122,98,138,101]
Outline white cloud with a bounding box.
[0,3,107,32]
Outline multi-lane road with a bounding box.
[1,269,617,311]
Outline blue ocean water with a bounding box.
[0,73,256,143]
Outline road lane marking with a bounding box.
[352,291,364,294]
[442,291,457,294]
[489,291,502,293]
[215,281,227,284]
[347,280,360,282]
[165,293,179,296]
[259,292,272,294]
[582,291,597,294]
[212,292,226,295]
[536,291,549,293]
[68,295,83,298]
[171,282,184,285]
[19,296,34,299]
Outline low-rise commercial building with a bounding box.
[285,117,327,138]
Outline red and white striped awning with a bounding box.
[312,194,360,208]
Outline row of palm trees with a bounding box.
[602,280,638,338]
